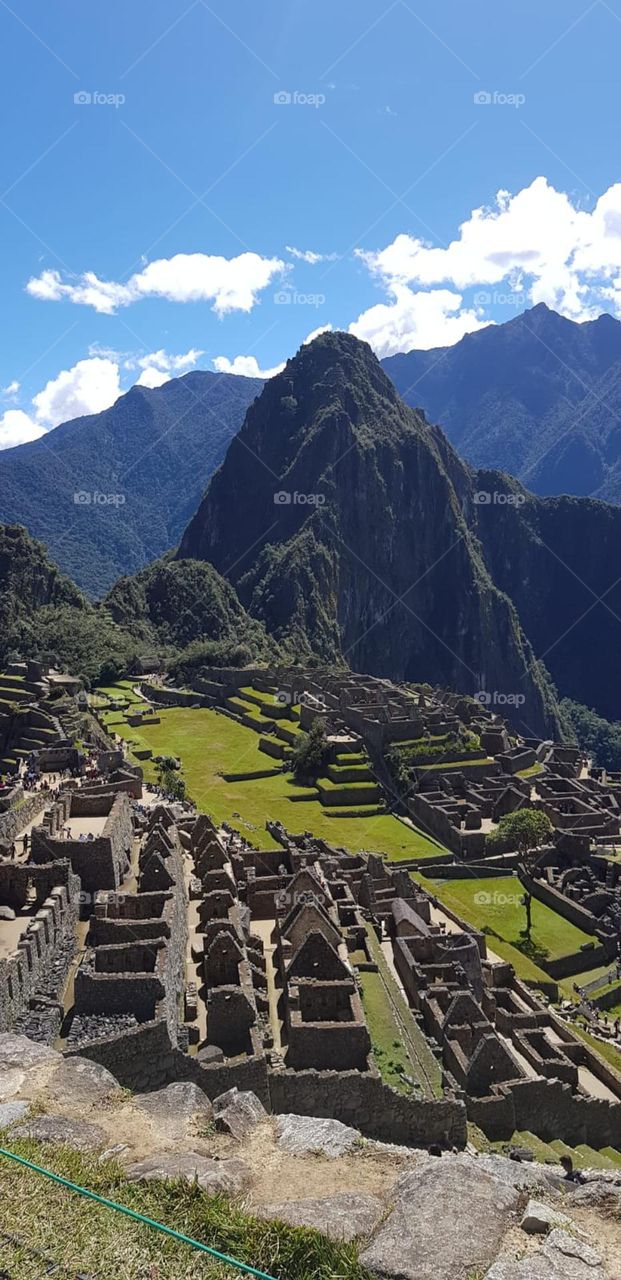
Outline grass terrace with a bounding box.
[104,704,447,859]
[419,873,595,980]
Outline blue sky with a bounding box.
[2,0,621,446]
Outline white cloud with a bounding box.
[286,245,338,264]
[0,357,122,450]
[213,327,334,380]
[131,347,204,388]
[32,357,122,427]
[213,354,284,379]
[27,251,285,316]
[351,177,621,354]
[0,409,46,449]
[302,324,333,344]
[1,380,20,397]
[350,286,486,356]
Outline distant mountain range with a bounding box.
[5,304,621,602]
[0,370,261,596]
[8,331,621,733]
[382,303,621,502]
[176,331,621,729]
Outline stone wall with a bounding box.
[0,868,80,1031]
[268,1067,466,1147]
[467,1074,621,1149]
[0,791,46,844]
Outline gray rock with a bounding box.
[125,1153,252,1194]
[12,1115,107,1152]
[569,1181,621,1211]
[0,1067,26,1101]
[197,1045,224,1064]
[0,1033,59,1071]
[213,1088,266,1140]
[255,1192,384,1242]
[275,1114,361,1159]
[361,1157,519,1280]
[521,1200,571,1234]
[473,1153,566,1193]
[46,1057,120,1107]
[0,1101,29,1128]
[133,1082,214,1142]
[0,906,16,920]
[485,1228,604,1279]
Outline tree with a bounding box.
[290,719,330,784]
[486,808,553,936]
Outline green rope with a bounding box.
[0,1147,279,1280]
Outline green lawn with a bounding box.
[358,969,413,1094]
[106,705,446,859]
[0,1140,365,1280]
[421,874,594,970]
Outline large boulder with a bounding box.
[274,1114,361,1158]
[0,1068,26,1102]
[486,1228,605,1278]
[213,1088,266,1140]
[45,1057,121,1109]
[0,1034,59,1071]
[132,1082,214,1144]
[125,1153,252,1195]
[11,1115,107,1152]
[521,1200,571,1235]
[0,1101,29,1128]
[255,1193,383,1242]
[360,1156,519,1280]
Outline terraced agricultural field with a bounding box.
[420,873,595,979]
[103,703,446,859]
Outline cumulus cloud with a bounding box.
[0,357,122,450]
[1,380,20,397]
[130,347,204,388]
[212,354,285,379]
[286,245,338,264]
[213,326,334,380]
[27,251,285,316]
[302,324,333,344]
[350,177,621,354]
[0,409,46,449]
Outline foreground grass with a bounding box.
[103,705,445,860]
[0,1140,369,1280]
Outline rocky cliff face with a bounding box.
[179,333,560,737]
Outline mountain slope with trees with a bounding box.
[0,370,262,596]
